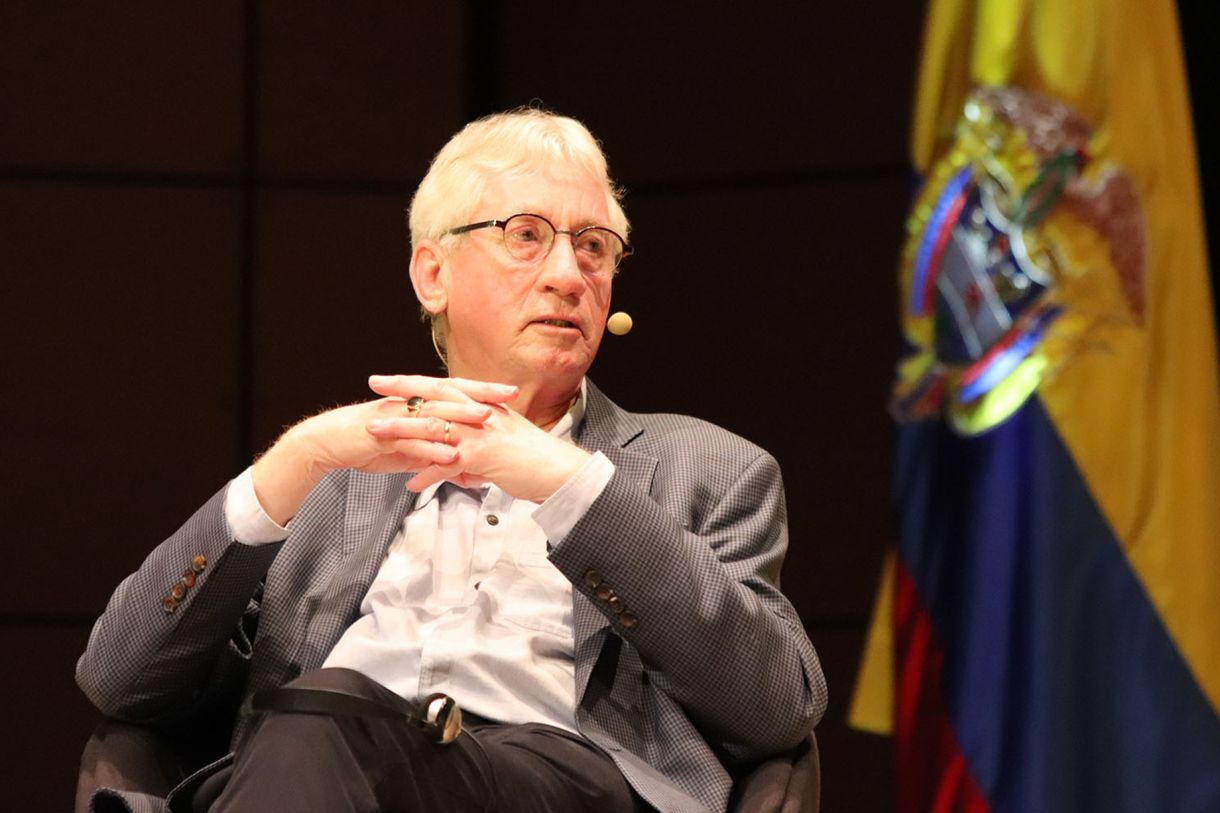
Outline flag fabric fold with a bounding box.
[850,0,1220,810]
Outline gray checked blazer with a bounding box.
[77,380,827,813]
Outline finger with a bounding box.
[366,416,450,441]
[368,374,518,404]
[407,400,493,425]
[368,375,475,403]
[443,377,519,403]
[405,463,454,493]
[370,402,485,434]
[379,439,459,468]
[450,473,487,489]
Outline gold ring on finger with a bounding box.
[407,396,425,417]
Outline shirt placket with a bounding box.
[419,485,513,699]
[420,485,479,697]
[472,486,512,583]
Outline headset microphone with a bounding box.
[606,311,633,336]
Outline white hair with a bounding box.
[409,107,628,247]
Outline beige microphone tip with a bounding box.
[607,311,633,336]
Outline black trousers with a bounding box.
[200,669,647,813]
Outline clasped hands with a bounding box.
[253,374,592,526]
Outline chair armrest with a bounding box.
[731,732,820,813]
[75,719,188,813]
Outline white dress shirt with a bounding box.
[223,384,614,732]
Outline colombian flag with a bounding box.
[850,0,1220,810]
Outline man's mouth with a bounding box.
[534,318,580,332]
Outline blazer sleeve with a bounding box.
[547,440,827,761]
[76,484,283,724]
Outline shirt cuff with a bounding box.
[531,451,615,544]
[224,466,291,545]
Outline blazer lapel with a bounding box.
[302,472,419,663]
[571,380,658,700]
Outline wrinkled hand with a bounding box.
[367,376,592,503]
[252,375,518,525]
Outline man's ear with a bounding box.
[410,240,448,317]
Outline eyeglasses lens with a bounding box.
[501,214,623,274]
[502,215,552,263]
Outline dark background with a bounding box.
[1,2,1214,810]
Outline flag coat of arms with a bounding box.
[850,0,1220,810]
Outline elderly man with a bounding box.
[77,109,827,813]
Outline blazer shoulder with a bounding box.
[628,411,775,470]
[629,412,761,449]
[583,382,778,481]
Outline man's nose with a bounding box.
[537,234,587,296]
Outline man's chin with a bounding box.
[516,346,595,380]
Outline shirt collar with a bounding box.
[412,378,587,509]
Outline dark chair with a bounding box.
[76,718,820,813]
[729,732,820,813]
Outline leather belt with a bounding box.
[251,686,463,745]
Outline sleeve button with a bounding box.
[191,555,207,573]
[583,569,603,589]
[619,611,638,629]
[161,596,179,614]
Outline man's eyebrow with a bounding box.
[516,209,607,230]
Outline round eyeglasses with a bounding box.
[446,213,632,277]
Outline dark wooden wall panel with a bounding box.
[0,184,242,617]
[0,2,243,173]
[813,624,895,811]
[258,1,467,180]
[0,622,98,811]
[497,4,924,184]
[251,189,440,450]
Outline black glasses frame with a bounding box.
[446,213,633,271]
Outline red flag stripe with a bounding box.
[893,561,991,813]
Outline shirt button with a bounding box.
[485,514,499,526]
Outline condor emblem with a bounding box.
[893,86,1145,434]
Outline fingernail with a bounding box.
[369,375,390,385]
